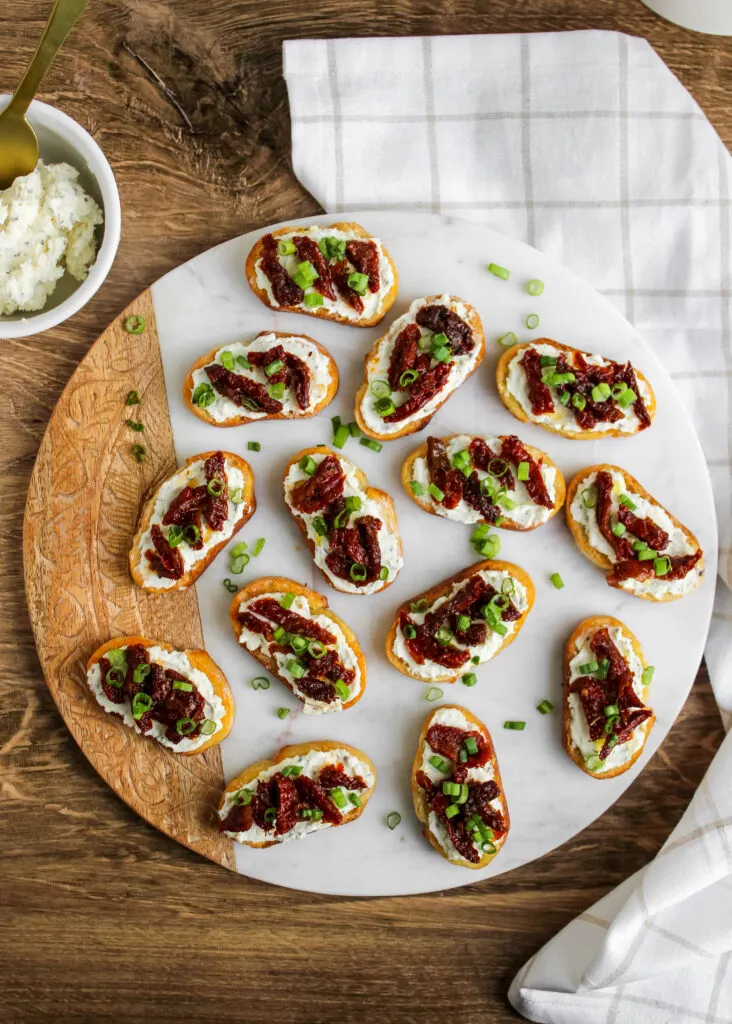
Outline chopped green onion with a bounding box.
[219,350,235,371]
[585,755,604,772]
[410,480,425,496]
[612,522,627,538]
[456,614,471,633]
[105,668,124,688]
[517,461,530,482]
[403,624,417,639]
[317,236,346,261]
[349,793,362,807]
[233,789,253,806]
[282,765,303,777]
[229,487,244,507]
[442,781,460,797]
[333,508,349,529]
[268,382,286,400]
[559,390,571,406]
[604,704,620,717]
[299,454,317,476]
[526,279,544,296]
[333,424,350,448]
[497,331,518,348]
[126,419,144,432]
[223,579,238,593]
[425,687,443,702]
[278,593,295,611]
[199,719,216,736]
[192,382,215,408]
[379,566,389,581]
[290,635,308,654]
[360,437,382,452]
[347,271,369,294]
[299,808,322,821]
[578,660,599,674]
[251,537,265,557]
[124,314,146,334]
[488,262,510,280]
[435,625,453,647]
[428,483,445,502]
[131,444,146,463]
[631,540,648,553]
[525,313,540,330]
[489,458,508,477]
[464,736,479,756]
[475,535,501,559]
[370,379,391,399]
[503,721,526,731]
[462,672,478,687]
[265,359,284,377]
[231,541,248,558]
[581,487,597,509]
[173,680,194,693]
[176,717,197,736]
[375,397,396,417]
[638,548,656,561]
[536,699,553,715]
[445,804,460,819]
[540,355,558,367]
[432,345,452,364]
[292,260,319,289]
[597,658,611,680]
[236,355,253,372]
[251,677,270,690]
[458,749,468,764]
[288,660,305,679]
[125,390,140,405]
[617,388,637,408]
[167,525,184,548]
[641,666,655,686]
[400,370,419,387]
[386,812,402,830]
[429,755,451,773]
[304,292,324,308]
[264,807,278,823]
[410,599,429,613]
[472,523,490,541]
[329,787,348,809]
[572,393,587,411]
[207,477,224,498]
[349,563,367,582]
[273,627,287,642]
[611,382,629,400]
[132,663,150,684]
[334,680,350,701]
[619,494,636,511]
[277,238,296,256]
[276,707,290,720]
[591,383,612,403]
[348,421,360,437]
[654,556,671,577]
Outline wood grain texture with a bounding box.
[23,290,234,870]
[1,1,729,1021]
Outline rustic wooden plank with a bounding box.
[1,1,729,1020]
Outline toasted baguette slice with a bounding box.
[245,222,398,327]
[401,433,565,531]
[183,331,339,427]
[229,577,366,713]
[86,635,234,755]
[282,447,403,596]
[386,560,535,683]
[563,616,655,779]
[130,451,255,592]
[412,704,510,869]
[218,740,376,848]
[566,464,704,602]
[354,295,486,441]
[496,339,656,440]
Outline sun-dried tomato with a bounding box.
[521,347,554,416]
[261,234,304,307]
[293,775,341,824]
[595,471,634,560]
[500,434,552,508]
[608,549,701,587]
[388,324,422,392]
[617,505,669,550]
[289,455,345,513]
[469,438,514,489]
[318,764,368,791]
[145,524,184,580]
[426,436,463,509]
[284,351,311,409]
[346,240,380,293]
[296,676,338,703]
[332,259,365,312]
[272,773,302,835]
[293,236,336,301]
[462,472,502,523]
[248,598,336,645]
[384,362,451,423]
[426,725,485,762]
[220,802,254,834]
[206,362,284,414]
[325,515,383,586]
[415,304,474,355]
[204,452,229,531]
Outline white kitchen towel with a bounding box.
[284,30,732,1022]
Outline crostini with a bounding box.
[412,704,509,869]
[402,433,565,531]
[496,340,655,439]
[354,294,486,441]
[282,447,403,595]
[183,331,338,427]
[129,450,255,592]
[229,577,366,714]
[386,560,534,684]
[218,740,376,847]
[566,465,704,601]
[86,636,234,754]
[245,222,398,327]
[564,616,655,778]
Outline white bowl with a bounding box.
[0,95,121,339]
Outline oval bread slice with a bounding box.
[496,339,656,440]
[412,704,510,869]
[86,635,235,756]
[229,576,366,712]
[563,615,655,779]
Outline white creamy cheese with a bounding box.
[190,335,334,423]
[505,343,652,434]
[420,707,503,864]
[283,452,403,595]
[358,295,481,436]
[0,160,103,315]
[236,592,363,714]
[254,226,394,321]
[219,747,374,845]
[409,433,557,528]
[393,569,529,681]
[87,644,226,753]
[137,458,246,589]
[568,469,702,598]
[567,626,651,774]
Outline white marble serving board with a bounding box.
[150,211,717,896]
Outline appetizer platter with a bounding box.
[24,212,716,895]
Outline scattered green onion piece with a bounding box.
[269,382,286,400]
[472,523,490,541]
[347,271,369,295]
[290,635,308,654]
[611,382,629,400]
[348,421,360,438]
[124,314,146,334]
[591,383,612,403]
[126,419,144,432]
[475,535,501,559]
[273,627,287,642]
[132,663,150,684]
[462,672,478,687]
[265,359,284,377]
[330,787,348,809]
[612,522,627,538]
[318,236,346,261]
[399,370,419,387]
[334,680,350,701]
[578,660,599,674]
[604,704,620,718]
[349,563,367,582]
[503,721,526,731]
[247,441,261,452]
[303,292,324,308]
[429,755,451,773]
[299,808,322,820]
[231,541,248,557]
[288,660,305,679]
[497,331,518,348]
[172,680,194,694]
[125,390,140,406]
[425,687,443,702]
[488,262,510,280]
[432,345,452,364]
[456,614,471,633]
[410,599,430,613]
[597,658,611,680]
[559,389,571,406]
[581,487,597,509]
[167,525,184,548]
[517,461,530,482]
[264,808,278,823]
[313,516,329,538]
[333,424,350,448]
[458,749,468,764]
[229,487,244,504]
[292,260,319,288]
[464,736,479,756]
[307,640,326,660]
[277,238,296,256]
[236,355,252,371]
[299,454,317,475]
[131,444,146,463]
[489,458,508,477]
[525,313,540,330]
[641,666,655,686]
[207,477,224,497]
[199,719,216,736]
[410,480,425,496]
[617,388,637,408]
[279,593,295,610]
[435,625,453,647]
[370,379,391,399]
[251,677,270,690]
[105,668,125,688]
[403,624,417,640]
[501,578,515,597]
[379,566,389,581]
[526,279,544,296]
[223,579,238,593]
[333,508,349,529]
[233,788,253,806]
[638,548,656,561]
[443,781,461,798]
[428,482,445,502]
[176,717,197,736]
[282,765,303,777]
[619,494,637,511]
[251,537,265,557]
[192,382,215,408]
[276,707,290,720]
[536,699,553,715]
[572,393,587,412]
[220,350,235,371]
[654,556,671,577]
[360,437,382,452]
[386,812,402,830]
[445,804,460,819]
[376,396,396,417]
[585,755,604,772]
[349,793,362,808]
[540,355,558,367]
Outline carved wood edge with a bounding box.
[23,289,236,871]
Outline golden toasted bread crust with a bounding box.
[245,222,399,327]
[385,559,535,683]
[400,434,566,531]
[129,451,255,592]
[182,331,339,427]
[228,576,366,710]
[86,635,235,756]
[412,704,510,869]
[353,296,486,441]
[219,740,377,848]
[565,464,704,602]
[496,340,656,440]
[562,616,655,779]
[282,447,402,595]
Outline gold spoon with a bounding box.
[0,0,89,190]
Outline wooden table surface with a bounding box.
[1,2,729,1021]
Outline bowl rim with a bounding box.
[0,94,122,339]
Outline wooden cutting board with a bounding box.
[23,292,235,870]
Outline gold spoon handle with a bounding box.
[8,0,89,116]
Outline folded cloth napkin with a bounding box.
[284,30,732,1022]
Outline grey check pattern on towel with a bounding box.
[284,30,732,1023]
